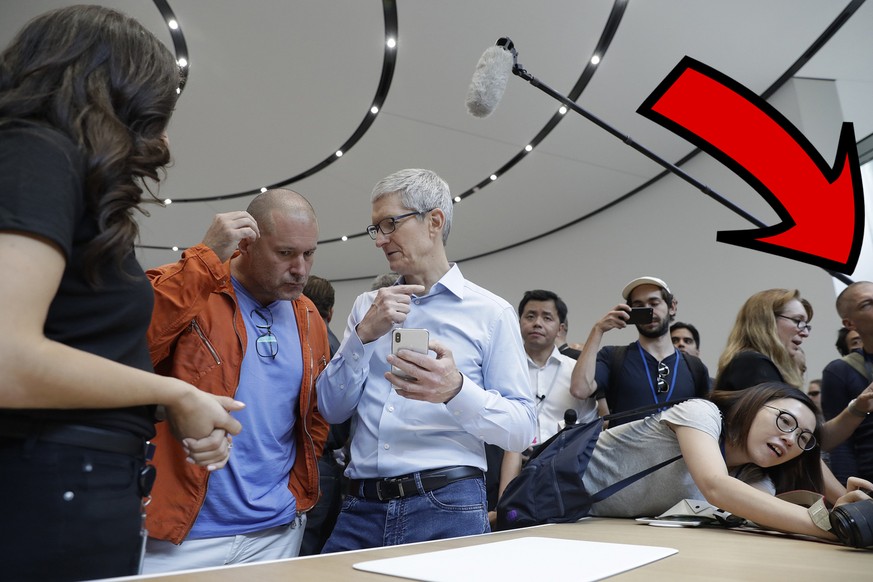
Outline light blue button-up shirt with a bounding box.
[317,264,535,479]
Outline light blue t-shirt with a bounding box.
[189,278,303,538]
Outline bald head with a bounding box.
[234,188,319,305]
[247,189,317,235]
[836,281,873,319]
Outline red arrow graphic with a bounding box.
[637,56,864,274]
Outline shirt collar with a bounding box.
[399,263,465,300]
[526,346,563,369]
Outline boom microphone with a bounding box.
[465,39,515,118]
[465,37,856,286]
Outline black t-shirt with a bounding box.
[821,354,873,482]
[716,351,783,391]
[0,122,155,438]
[594,342,711,426]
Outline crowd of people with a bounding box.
[2,6,872,582]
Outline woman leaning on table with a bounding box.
[0,6,243,581]
[714,288,873,500]
[583,383,872,542]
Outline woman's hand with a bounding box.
[165,385,244,453]
[834,476,873,508]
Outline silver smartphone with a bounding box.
[391,328,429,380]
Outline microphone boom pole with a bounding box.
[502,38,758,227]
[498,37,853,285]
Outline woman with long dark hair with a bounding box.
[0,6,243,580]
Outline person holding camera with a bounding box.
[570,277,711,426]
[316,168,535,552]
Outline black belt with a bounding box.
[0,418,147,457]
[348,465,483,502]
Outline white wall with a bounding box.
[328,78,864,387]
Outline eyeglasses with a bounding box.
[656,361,670,393]
[252,307,278,359]
[763,405,817,451]
[366,209,434,240]
[776,315,812,333]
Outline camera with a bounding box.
[829,498,873,548]
[626,307,653,325]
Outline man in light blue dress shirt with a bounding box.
[318,169,536,552]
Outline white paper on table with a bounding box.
[353,536,677,581]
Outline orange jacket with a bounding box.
[144,244,330,543]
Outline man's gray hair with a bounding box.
[371,169,453,244]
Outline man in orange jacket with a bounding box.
[142,189,330,573]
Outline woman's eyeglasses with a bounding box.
[656,361,670,393]
[763,405,817,451]
[776,315,812,333]
[252,307,278,359]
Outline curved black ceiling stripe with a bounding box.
[455,0,629,203]
[320,0,629,252]
[450,0,866,282]
[168,0,398,204]
[140,0,622,249]
[328,0,864,285]
[152,0,189,93]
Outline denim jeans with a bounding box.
[0,439,145,581]
[321,476,489,553]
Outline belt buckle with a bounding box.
[378,477,406,501]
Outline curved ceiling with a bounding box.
[3,0,872,283]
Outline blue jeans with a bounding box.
[321,476,489,553]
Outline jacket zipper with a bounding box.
[299,305,320,512]
[190,319,221,365]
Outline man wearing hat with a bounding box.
[570,276,710,426]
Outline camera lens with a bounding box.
[395,332,401,342]
[829,499,873,548]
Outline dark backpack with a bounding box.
[495,402,685,531]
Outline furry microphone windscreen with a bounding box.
[465,45,514,118]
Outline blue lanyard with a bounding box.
[637,341,681,405]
